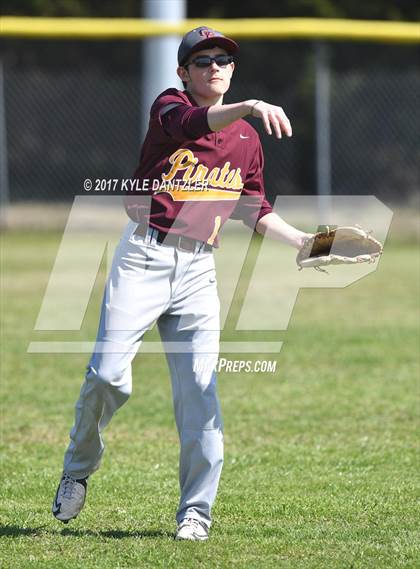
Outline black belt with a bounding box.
[134,224,212,253]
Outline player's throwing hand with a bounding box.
[248,100,292,138]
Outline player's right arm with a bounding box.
[207,100,292,139]
[155,89,291,141]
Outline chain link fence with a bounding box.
[1,39,419,212]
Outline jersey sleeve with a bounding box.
[151,89,212,142]
[229,137,273,229]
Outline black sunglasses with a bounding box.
[185,54,234,68]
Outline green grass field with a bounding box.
[0,227,418,568]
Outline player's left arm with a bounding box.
[256,212,311,249]
[237,135,312,248]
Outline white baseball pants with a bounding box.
[63,222,223,528]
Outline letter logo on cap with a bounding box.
[199,28,215,38]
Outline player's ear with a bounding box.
[229,61,235,78]
[177,66,190,83]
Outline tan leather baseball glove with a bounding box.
[296,226,383,272]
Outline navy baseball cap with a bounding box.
[178,26,239,66]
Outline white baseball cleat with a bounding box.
[175,517,209,541]
[52,472,88,523]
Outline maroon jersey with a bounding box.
[124,88,273,246]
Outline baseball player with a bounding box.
[52,26,311,541]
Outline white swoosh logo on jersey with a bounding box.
[240,134,250,139]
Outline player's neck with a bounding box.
[187,90,224,107]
